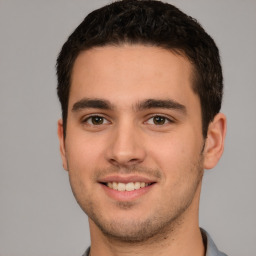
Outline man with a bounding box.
[56,0,227,255]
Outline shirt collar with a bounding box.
[201,228,228,256]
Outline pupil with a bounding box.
[153,116,165,125]
[92,116,103,125]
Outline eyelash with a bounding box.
[145,115,174,125]
[81,114,174,127]
[82,115,111,126]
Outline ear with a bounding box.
[203,113,227,170]
[57,119,68,171]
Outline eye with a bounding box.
[146,115,172,125]
[83,115,110,125]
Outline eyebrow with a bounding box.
[135,99,186,114]
[72,98,113,112]
[72,98,186,114]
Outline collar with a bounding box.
[201,228,228,256]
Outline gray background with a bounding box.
[0,0,255,255]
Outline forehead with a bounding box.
[69,45,199,110]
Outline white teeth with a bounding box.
[134,182,140,190]
[117,182,126,191]
[106,182,151,191]
[125,182,135,191]
[107,182,113,189]
[113,182,118,190]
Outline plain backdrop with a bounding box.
[0,0,255,255]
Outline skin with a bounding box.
[58,45,226,256]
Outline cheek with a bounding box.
[65,136,101,205]
[65,132,105,171]
[147,130,202,177]
[64,138,101,199]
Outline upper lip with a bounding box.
[98,175,157,184]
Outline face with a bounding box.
[58,45,220,242]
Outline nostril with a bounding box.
[108,157,142,167]
[109,158,119,166]
[129,158,140,164]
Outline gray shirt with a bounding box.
[82,228,227,256]
[201,228,227,256]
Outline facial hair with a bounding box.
[68,155,204,244]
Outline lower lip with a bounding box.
[100,183,155,201]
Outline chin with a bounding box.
[88,205,187,243]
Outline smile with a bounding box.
[106,182,152,191]
[100,178,156,201]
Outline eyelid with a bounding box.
[81,114,111,125]
[145,114,175,125]
[80,113,175,126]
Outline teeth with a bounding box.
[106,182,151,191]
[113,182,118,190]
[125,182,134,191]
[134,182,140,190]
[117,182,126,191]
[107,182,113,189]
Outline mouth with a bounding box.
[98,175,157,201]
[102,181,154,192]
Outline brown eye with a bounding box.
[91,116,104,125]
[153,116,167,125]
[146,115,173,126]
[84,116,109,125]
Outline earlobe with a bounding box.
[203,113,227,170]
[57,119,68,171]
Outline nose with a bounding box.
[105,122,146,167]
